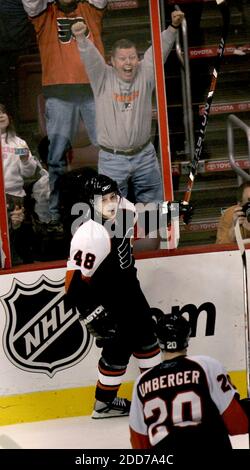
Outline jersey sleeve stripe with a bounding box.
[130,427,151,449]
[98,364,127,377]
[65,270,74,293]
[222,398,249,435]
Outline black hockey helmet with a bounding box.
[155,313,191,351]
[84,174,119,206]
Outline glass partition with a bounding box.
[1,0,250,269]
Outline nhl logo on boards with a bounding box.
[2,275,93,377]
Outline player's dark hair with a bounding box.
[0,103,16,143]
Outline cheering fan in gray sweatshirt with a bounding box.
[71,10,184,205]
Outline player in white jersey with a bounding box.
[65,173,162,418]
[129,313,249,457]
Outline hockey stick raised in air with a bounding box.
[182,0,230,206]
[235,221,250,446]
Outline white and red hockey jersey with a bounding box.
[65,197,139,313]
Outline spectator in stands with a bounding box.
[31,167,50,224]
[6,195,35,264]
[0,103,38,203]
[216,182,250,244]
[29,136,51,225]
[29,135,68,262]
[0,103,38,263]
[21,0,107,232]
[71,10,184,205]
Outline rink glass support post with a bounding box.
[235,220,250,402]
[149,0,177,248]
[0,131,12,269]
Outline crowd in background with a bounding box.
[0,1,185,266]
[0,1,248,267]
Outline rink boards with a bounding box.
[0,247,248,425]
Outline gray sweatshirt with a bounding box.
[76,27,177,150]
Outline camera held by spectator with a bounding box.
[216,182,250,244]
[241,200,250,223]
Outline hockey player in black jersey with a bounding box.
[65,173,162,418]
[129,312,249,455]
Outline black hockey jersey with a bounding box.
[129,354,245,451]
[65,198,145,318]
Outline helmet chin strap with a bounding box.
[56,1,79,14]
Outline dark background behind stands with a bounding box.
[0,0,35,119]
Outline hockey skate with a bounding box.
[92,396,131,419]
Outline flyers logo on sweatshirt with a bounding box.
[57,17,90,43]
[2,275,93,377]
[113,90,139,112]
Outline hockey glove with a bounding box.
[161,201,193,227]
[179,200,193,225]
[80,305,117,341]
